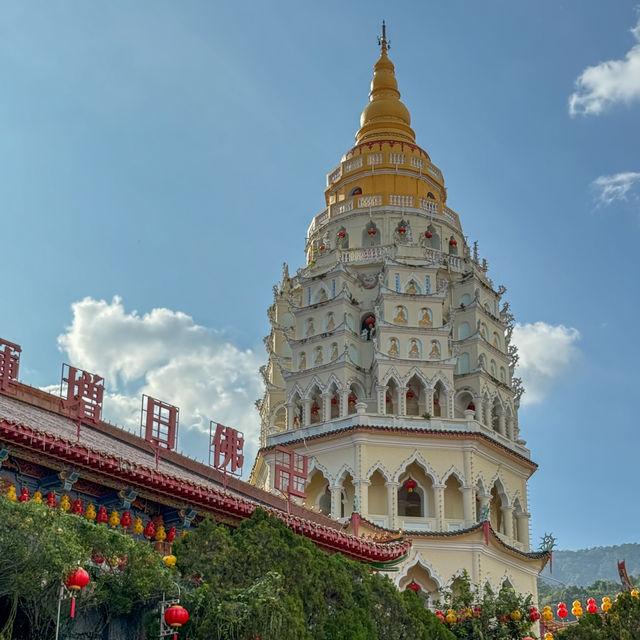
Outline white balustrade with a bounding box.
[328,167,342,184]
[443,206,457,225]
[367,153,383,165]
[427,163,443,180]
[333,200,354,215]
[389,194,414,207]
[357,194,382,208]
[343,157,363,173]
[389,153,405,165]
[419,198,439,214]
[410,157,425,169]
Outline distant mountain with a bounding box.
[539,543,640,587]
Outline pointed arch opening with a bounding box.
[309,385,323,425]
[363,222,380,247]
[398,461,434,521]
[305,469,331,515]
[444,474,464,529]
[454,390,475,418]
[399,564,439,605]
[405,374,425,416]
[385,377,400,415]
[367,470,389,518]
[339,472,355,519]
[433,380,447,418]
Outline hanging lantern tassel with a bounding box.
[65,567,90,618]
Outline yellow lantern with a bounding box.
[133,517,144,535]
[85,504,97,521]
[59,495,71,511]
[155,525,167,541]
[571,600,583,618]
[601,596,612,612]
[510,609,522,621]
[632,589,639,599]
[544,633,553,640]
[445,609,457,624]
[108,510,120,528]
[32,491,43,503]
[163,555,177,568]
[541,605,553,621]
[6,485,17,501]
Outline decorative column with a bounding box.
[399,387,408,416]
[477,492,491,522]
[303,398,312,427]
[501,505,514,538]
[461,486,474,527]
[498,412,506,437]
[321,393,331,422]
[516,511,531,549]
[385,481,399,529]
[330,485,343,519]
[340,389,350,417]
[505,416,514,440]
[376,384,386,414]
[483,402,491,427]
[286,402,295,430]
[474,397,483,424]
[433,484,446,531]
[354,479,370,516]
[425,388,433,416]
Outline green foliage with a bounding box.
[435,570,536,640]
[557,591,640,639]
[538,575,639,608]
[173,508,454,640]
[0,498,173,639]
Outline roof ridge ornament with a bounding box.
[377,20,390,53]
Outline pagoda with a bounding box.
[252,24,547,601]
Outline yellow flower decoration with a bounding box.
[108,510,120,528]
[59,495,71,512]
[155,525,167,541]
[32,491,43,503]
[6,486,17,501]
[133,518,144,535]
[85,504,97,521]
[163,555,177,568]
[632,589,639,599]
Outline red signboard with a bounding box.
[60,364,104,424]
[274,446,307,498]
[141,395,179,450]
[0,338,21,393]
[209,422,244,476]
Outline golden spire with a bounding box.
[356,21,415,145]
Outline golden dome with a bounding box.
[356,24,416,145]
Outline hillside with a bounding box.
[539,543,640,587]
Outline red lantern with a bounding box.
[65,567,90,618]
[467,403,475,411]
[449,238,457,247]
[331,397,338,405]
[166,526,177,543]
[364,315,376,326]
[18,488,30,502]
[587,598,598,614]
[425,231,433,239]
[311,405,320,415]
[367,228,377,237]
[46,492,57,508]
[433,396,439,405]
[72,499,83,515]
[144,521,156,540]
[91,551,105,565]
[406,389,415,399]
[397,226,406,235]
[529,606,541,621]
[165,605,190,628]
[120,511,132,528]
[348,395,356,405]
[96,507,108,524]
[319,244,326,252]
[407,581,420,592]
[557,602,568,619]
[404,479,418,493]
[386,395,391,403]
[337,231,346,238]
[435,610,445,622]
[473,605,482,617]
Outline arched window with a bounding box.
[457,353,470,374]
[492,332,502,349]
[490,360,498,378]
[363,223,380,246]
[397,484,423,517]
[500,367,506,383]
[360,314,376,340]
[425,224,440,250]
[458,322,471,340]
[349,186,362,196]
[337,227,349,249]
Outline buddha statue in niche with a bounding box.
[314,348,323,365]
[406,280,418,295]
[326,312,335,330]
[299,352,306,369]
[419,308,432,326]
[393,306,407,324]
[331,343,339,360]
[408,338,420,359]
[429,340,441,359]
[388,337,399,357]
[306,318,315,337]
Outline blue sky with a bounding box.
[2,1,640,552]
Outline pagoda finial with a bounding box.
[377,20,390,53]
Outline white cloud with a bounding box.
[55,296,263,466]
[569,15,640,116]
[511,322,581,405]
[592,171,640,206]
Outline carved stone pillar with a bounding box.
[340,389,350,417]
[461,486,474,527]
[501,505,514,538]
[303,398,312,427]
[433,483,446,531]
[474,398,483,424]
[376,384,386,414]
[386,481,399,529]
[330,485,343,519]
[321,393,331,422]
[399,386,408,416]
[354,479,370,516]
[286,402,295,430]
[516,511,531,548]
[425,388,434,416]
[498,413,506,436]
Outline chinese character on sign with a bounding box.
[209,422,244,476]
[274,446,307,498]
[0,338,21,393]
[61,364,104,424]
[141,395,179,450]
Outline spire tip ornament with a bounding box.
[377,20,390,52]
